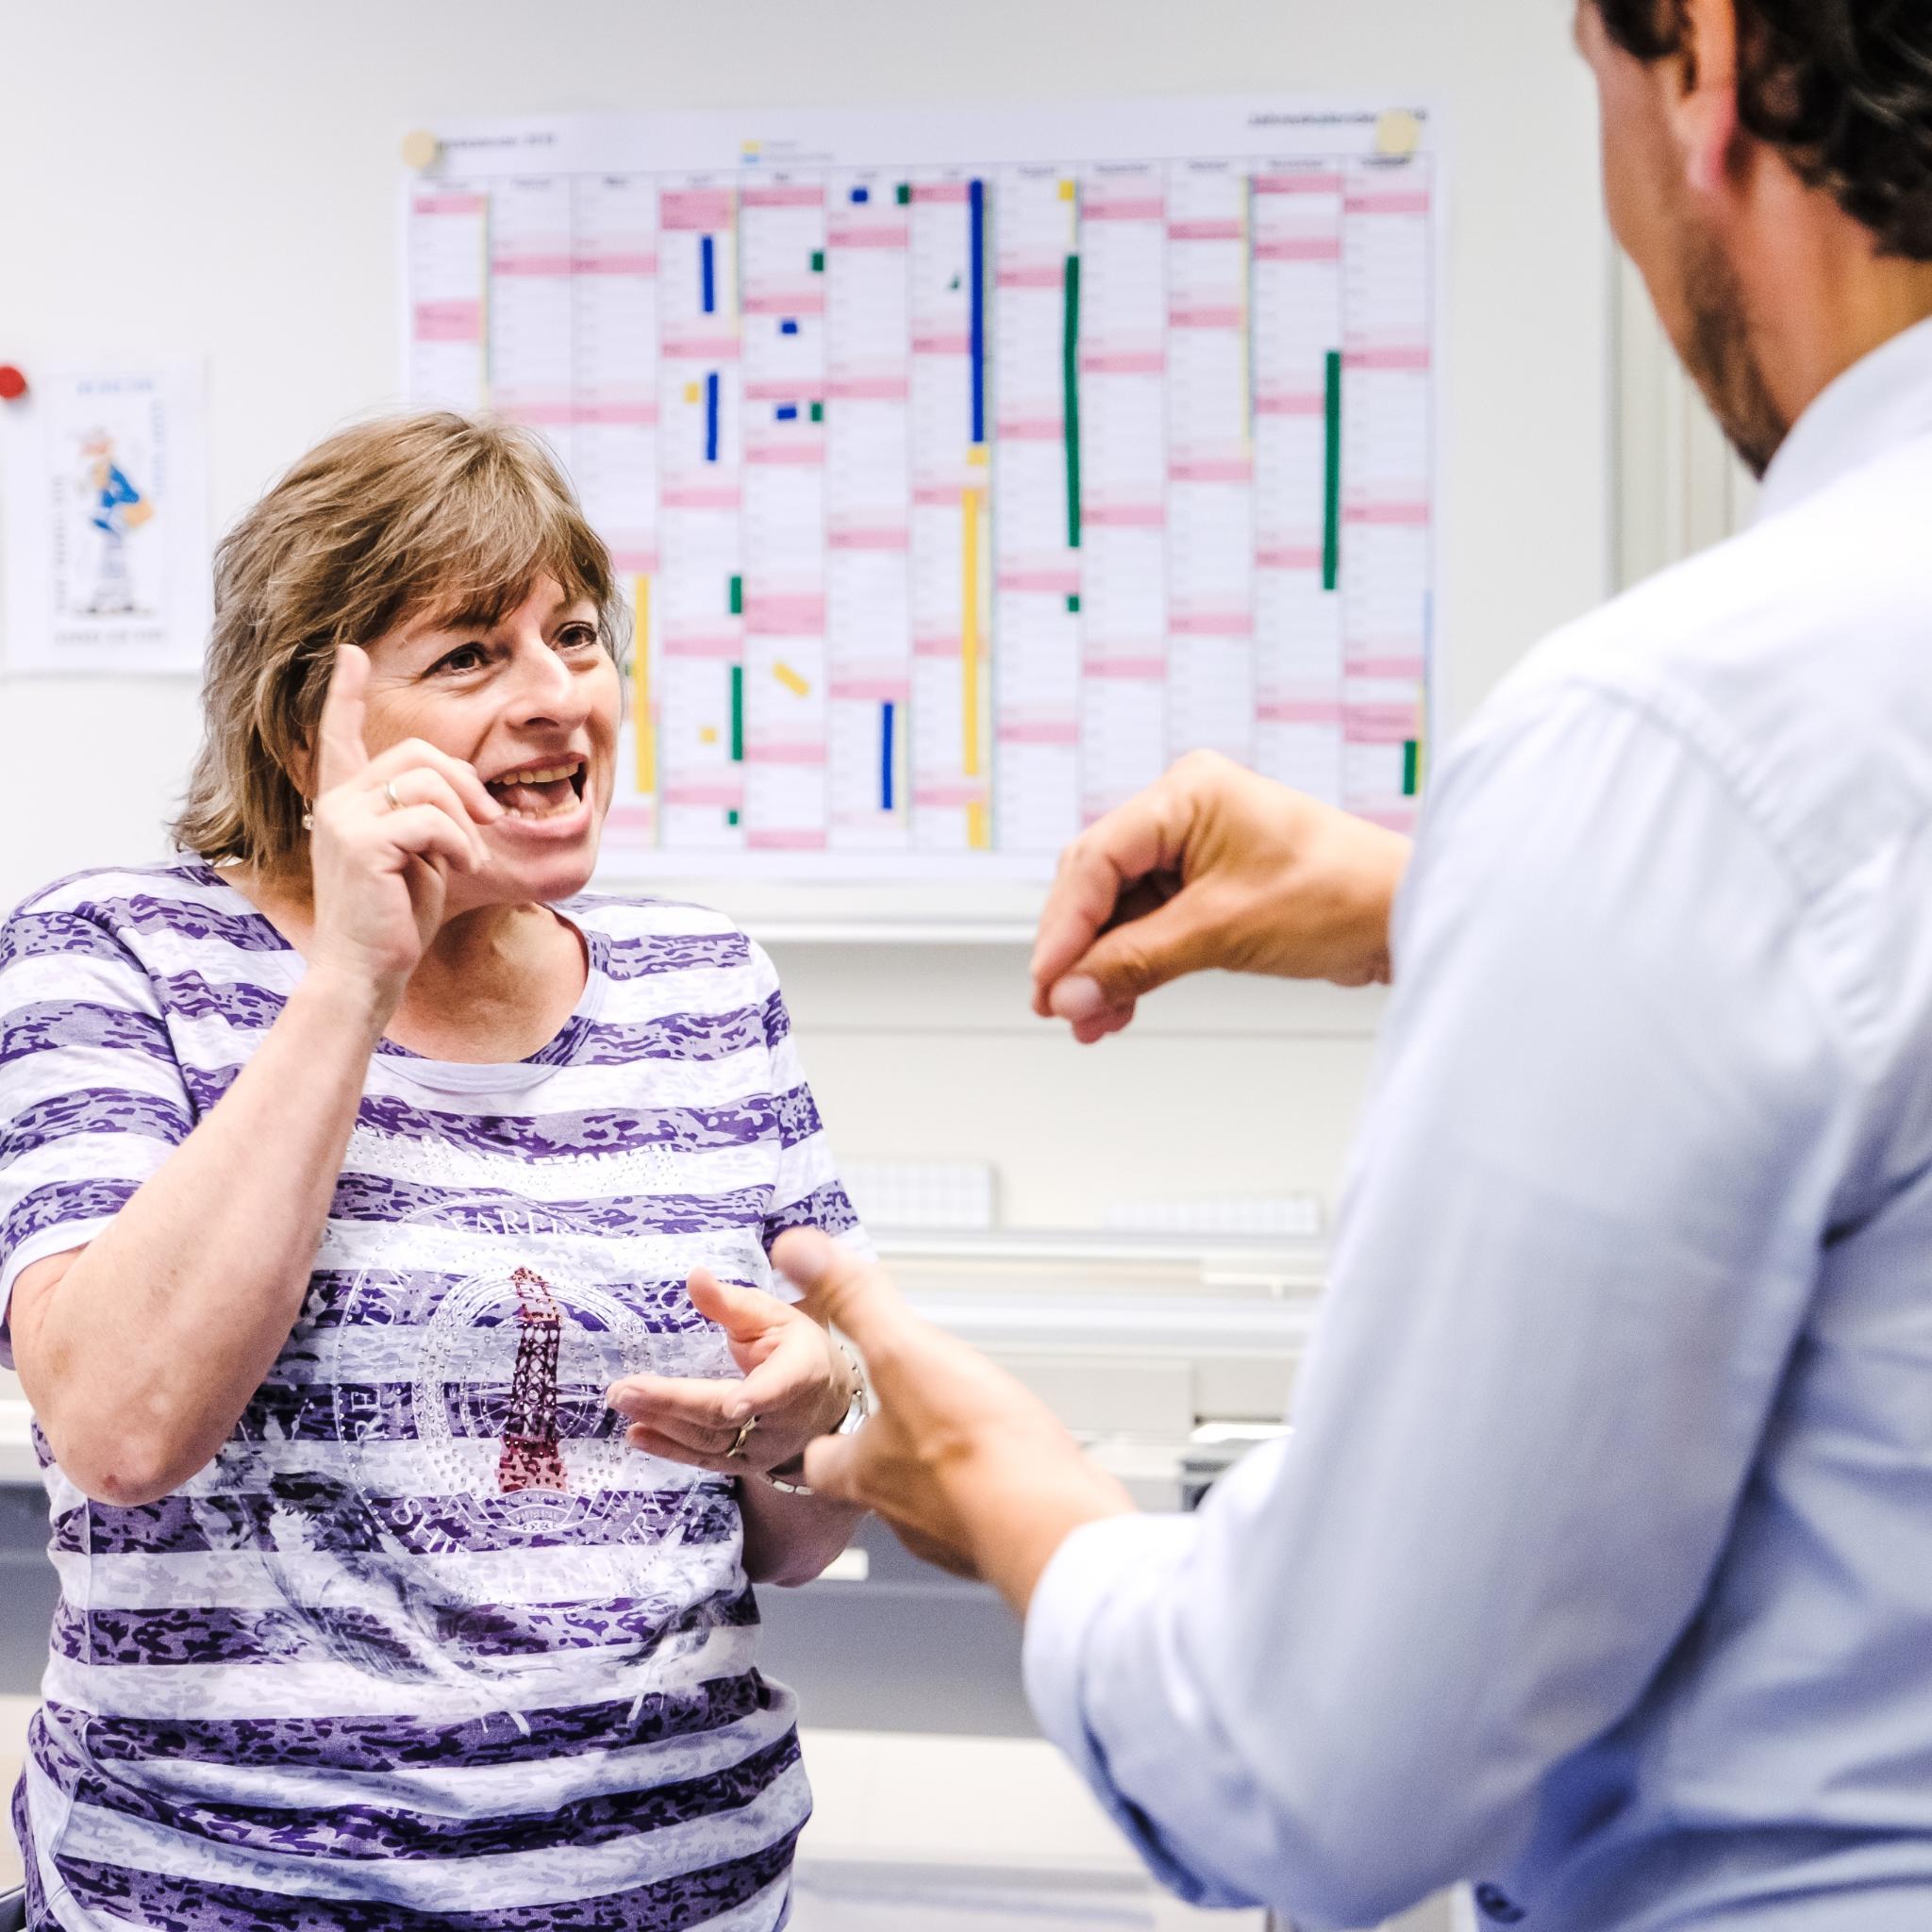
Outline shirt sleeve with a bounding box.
[1020,679,1856,1928]
[747,941,871,1286]
[0,895,195,1364]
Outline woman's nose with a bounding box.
[504,637,588,722]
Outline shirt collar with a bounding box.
[1757,314,1932,524]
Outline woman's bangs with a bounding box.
[401,476,604,637]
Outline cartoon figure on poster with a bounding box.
[76,425,154,614]
[0,359,211,675]
[45,374,171,631]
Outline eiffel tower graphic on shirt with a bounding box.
[498,1266,568,1492]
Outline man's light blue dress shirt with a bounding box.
[1024,319,1932,1931]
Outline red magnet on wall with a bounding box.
[0,365,28,402]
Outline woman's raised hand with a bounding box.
[306,645,505,999]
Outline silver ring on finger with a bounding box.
[725,1416,759,1459]
[383,777,405,813]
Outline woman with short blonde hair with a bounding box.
[177,411,625,868]
[0,411,868,1930]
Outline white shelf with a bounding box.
[875,1227,1328,1293]
[747,920,1038,946]
[904,1290,1321,1357]
[591,872,1051,946]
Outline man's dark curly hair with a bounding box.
[1593,0,1932,259]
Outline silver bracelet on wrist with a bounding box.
[761,1343,869,1496]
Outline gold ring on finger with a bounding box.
[726,1416,758,1459]
[383,777,404,812]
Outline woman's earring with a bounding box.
[300,801,315,831]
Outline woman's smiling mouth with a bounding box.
[483,755,588,821]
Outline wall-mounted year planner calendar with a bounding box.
[402,96,1441,881]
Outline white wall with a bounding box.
[0,0,1613,1228]
[1615,253,1759,586]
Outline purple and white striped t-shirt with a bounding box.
[0,858,865,1932]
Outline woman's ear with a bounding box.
[282,737,318,812]
[286,650,334,802]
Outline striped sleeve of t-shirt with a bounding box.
[0,869,200,1348]
[0,858,873,1932]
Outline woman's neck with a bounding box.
[226,860,588,1061]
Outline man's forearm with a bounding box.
[964,1452,1138,1615]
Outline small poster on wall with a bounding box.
[0,360,211,675]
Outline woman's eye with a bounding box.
[558,625,599,651]
[435,644,487,674]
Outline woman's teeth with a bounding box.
[486,762,583,819]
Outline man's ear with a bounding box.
[1674,0,1742,199]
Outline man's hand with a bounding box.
[1030,749,1413,1042]
[775,1228,1134,1612]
